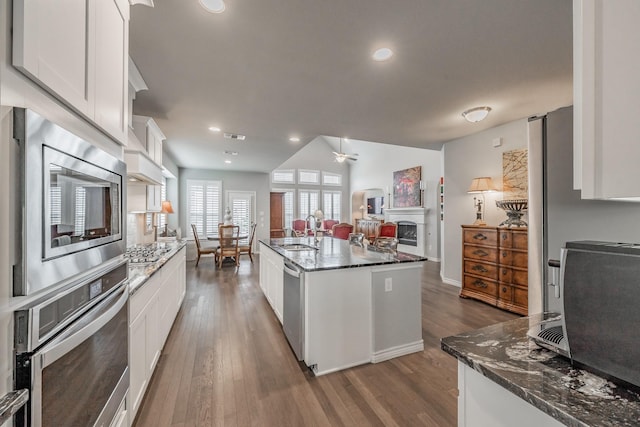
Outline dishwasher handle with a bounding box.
[283,262,301,278]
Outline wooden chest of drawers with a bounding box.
[461,225,528,315]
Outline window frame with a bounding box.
[186,179,222,239]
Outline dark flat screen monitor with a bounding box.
[367,197,383,215]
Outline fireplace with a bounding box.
[397,221,417,246]
[384,207,429,258]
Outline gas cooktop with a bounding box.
[125,243,172,264]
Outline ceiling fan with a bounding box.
[333,138,358,162]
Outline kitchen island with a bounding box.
[259,236,426,376]
[441,314,640,427]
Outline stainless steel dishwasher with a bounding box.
[283,261,304,361]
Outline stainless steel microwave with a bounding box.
[12,108,127,296]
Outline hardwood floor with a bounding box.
[134,257,517,427]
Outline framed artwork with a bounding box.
[502,149,528,199]
[393,166,422,207]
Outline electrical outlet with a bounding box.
[385,277,392,292]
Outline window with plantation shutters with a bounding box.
[323,191,341,221]
[298,190,319,219]
[74,187,86,235]
[274,188,294,229]
[187,180,221,238]
[158,178,167,229]
[231,197,250,237]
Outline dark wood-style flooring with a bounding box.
[134,256,517,427]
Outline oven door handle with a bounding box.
[39,286,128,369]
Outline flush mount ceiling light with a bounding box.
[372,48,393,62]
[462,106,492,123]
[208,126,221,132]
[199,0,225,13]
[224,160,232,164]
[289,136,300,142]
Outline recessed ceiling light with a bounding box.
[224,160,232,164]
[224,150,239,155]
[289,137,300,142]
[462,106,492,123]
[372,48,393,62]
[199,0,225,13]
[209,126,221,132]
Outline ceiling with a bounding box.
[129,0,573,173]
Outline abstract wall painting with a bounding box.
[393,166,422,207]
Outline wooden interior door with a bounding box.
[270,192,285,238]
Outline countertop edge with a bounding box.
[260,238,427,272]
[128,240,187,295]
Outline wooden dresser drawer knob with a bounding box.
[473,233,487,241]
[473,249,489,257]
[473,279,488,288]
[472,264,488,273]
[502,287,507,293]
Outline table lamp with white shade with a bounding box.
[467,177,496,226]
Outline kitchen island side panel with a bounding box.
[304,268,372,376]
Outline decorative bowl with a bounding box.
[496,199,528,227]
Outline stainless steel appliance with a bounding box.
[283,261,304,360]
[14,260,129,427]
[530,241,640,388]
[12,108,127,296]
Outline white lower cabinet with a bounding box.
[128,247,186,426]
[258,243,284,323]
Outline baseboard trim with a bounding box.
[442,277,461,287]
[371,340,424,363]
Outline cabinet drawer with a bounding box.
[498,229,528,249]
[514,286,528,307]
[464,260,498,280]
[499,249,527,267]
[463,229,497,246]
[463,275,498,297]
[499,267,528,286]
[464,244,498,263]
[498,284,528,313]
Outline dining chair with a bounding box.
[291,219,308,237]
[215,224,240,268]
[191,224,216,267]
[239,223,257,263]
[331,222,354,240]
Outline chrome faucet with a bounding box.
[304,215,317,237]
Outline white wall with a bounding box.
[442,119,529,285]
[348,139,442,260]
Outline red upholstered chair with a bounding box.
[332,223,354,240]
[323,219,339,235]
[291,219,307,237]
[377,222,397,239]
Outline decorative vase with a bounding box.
[223,206,233,225]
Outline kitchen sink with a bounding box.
[279,243,318,251]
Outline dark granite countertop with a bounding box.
[441,314,640,427]
[259,236,426,272]
[127,239,187,294]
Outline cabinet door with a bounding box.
[146,294,160,377]
[129,310,148,415]
[147,185,162,212]
[13,0,93,115]
[94,0,129,142]
[574,0,640,199]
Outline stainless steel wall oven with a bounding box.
[14,261,129,427]
[12,108,127,296]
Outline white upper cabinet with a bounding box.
[132,115,165,166]
[94,0,130,143]
[13,0,130,145]
[573,0,640,200]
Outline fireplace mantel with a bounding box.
[384,207,428,216]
